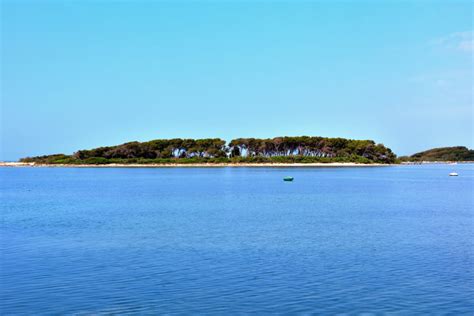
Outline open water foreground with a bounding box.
[1,165,473,314]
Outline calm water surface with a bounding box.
[1,165,473,314]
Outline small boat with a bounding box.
[449,172,458,176]
[283,176,294,181]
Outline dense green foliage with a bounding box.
[400,146,474,162]
[72,138,228,160]
[228,137,395,162]
[20,136,397,164]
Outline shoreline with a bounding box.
[0,162,391,168]
[1,161,471,168]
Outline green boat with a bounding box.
[283,176,294,181]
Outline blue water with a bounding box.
[1,165,473,314]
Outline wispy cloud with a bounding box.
[432,31,473,53]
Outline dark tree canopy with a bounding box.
[72,138,227,160]
[228,137,395,162]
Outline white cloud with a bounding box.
[433,30,473,53]
[458,39,473,52]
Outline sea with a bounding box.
[1,164,473,314]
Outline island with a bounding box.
[400,146,474,163]
[16,136,397,166]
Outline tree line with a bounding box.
[20,136,397,164]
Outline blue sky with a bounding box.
[1,0,472,160]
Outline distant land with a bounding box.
[7,139,473,167]
[400,146,474,162]
[18,136,396,165]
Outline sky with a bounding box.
[1,0,473,161]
